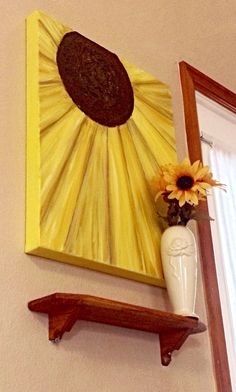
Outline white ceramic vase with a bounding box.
[161,225,198,318]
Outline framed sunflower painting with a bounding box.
[26,11,177,287]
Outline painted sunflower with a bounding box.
[26,11,177,285]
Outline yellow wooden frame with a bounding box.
[26,11,177,287]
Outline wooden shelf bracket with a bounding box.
[28,293,206,366]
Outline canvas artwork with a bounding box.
[26,11,177,286]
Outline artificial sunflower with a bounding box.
[152,158,223,226]
[154,158,221,207]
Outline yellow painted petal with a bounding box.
[119,124,163,276]
[131,105,176,170]
[107,127,146,270]
[127,119,159,179]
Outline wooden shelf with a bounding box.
[28,293,206,366]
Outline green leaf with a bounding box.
[191,212,214,221]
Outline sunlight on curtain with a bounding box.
[202,139,236,391]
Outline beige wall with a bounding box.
[1,1,236,391]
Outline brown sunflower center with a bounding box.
[56,32,134,127]
[176,175,194,190]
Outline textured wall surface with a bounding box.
[1,1,236,391]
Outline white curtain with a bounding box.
[202,139,236,390]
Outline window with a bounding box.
[179,61,235,392]
[197,92,236,392]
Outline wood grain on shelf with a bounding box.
[28,293,206,366]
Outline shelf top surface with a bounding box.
[28,293,206,335]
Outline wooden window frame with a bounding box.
[179,61,236,392]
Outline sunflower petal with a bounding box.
[192,184,207,195]
[198,182,211,189]
[179,193,186,207]
[192,160,200,174]
[185,190,193,202]
[168,190,182,200]
[166,184,177,191]
[164,174,176,183]
[189,191,199,205]
[195,166,210,180]
[154,191,164,201]
[181,158,191,167]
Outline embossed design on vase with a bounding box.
[161,225,198,318]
